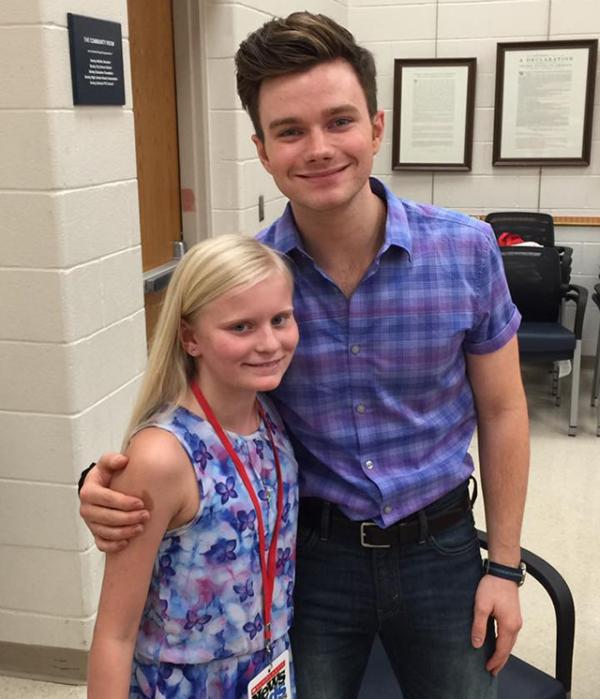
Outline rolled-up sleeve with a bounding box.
[464,226,521,355]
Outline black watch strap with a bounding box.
[77,462,96,495]
[483,558,526,586]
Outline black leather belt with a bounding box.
[299,485,473,549]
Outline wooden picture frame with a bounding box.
[392,58,476,171]
[493,39,598,166]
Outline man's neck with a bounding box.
[291,183,387,296]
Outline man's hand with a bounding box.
[79,453,150,553]
[471,574,522,676]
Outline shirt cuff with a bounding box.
[464,306,522,356]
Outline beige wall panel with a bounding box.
[0,248,143,343]
[0,267,101,343]
[0,0,129,36]
[207,58,240,110]
[0,545,103,621]
[437,0,548,39]
[205,4,268,58]
[351,4,435,42]
[433,174,541,211]
[0,482,87,550]
[209,110,256,160]
[205,0,346,23]
[0,608,95,649]
[353,0,431,4]
[0,111,136,190]
[386,171,435,204]
[0,182,140,269]
[550,0,600,35]
[470,143,540,177]
[539,177,600,215]
[0,311,146,414]
[0,413,79,482]
[0,376,141,483]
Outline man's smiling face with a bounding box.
[252,58,384,218]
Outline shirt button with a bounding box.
[365,460,374,470]
[356,403,366,414]
[383,505,392,515]
[351,344,361,355]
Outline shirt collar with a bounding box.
[269,178,413,260]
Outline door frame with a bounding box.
[172,0,212,246]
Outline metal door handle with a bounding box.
[143,240,186,294]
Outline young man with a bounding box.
[80,12,529,699]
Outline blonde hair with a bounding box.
[123,235,293,446]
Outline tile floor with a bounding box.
[0,362,598,698]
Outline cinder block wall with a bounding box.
[0,0,145,656]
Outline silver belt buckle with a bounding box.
[360,521,391,549]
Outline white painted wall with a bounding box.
[0,0,145,650]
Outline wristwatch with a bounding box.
[482,558,526,586]
[77,462,96,494]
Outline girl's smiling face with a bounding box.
[182,270,298,400]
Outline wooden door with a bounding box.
[127,0,182,343]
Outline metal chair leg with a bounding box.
[592,325,600,408]
[555,362,562,407]
[568,342,581,437]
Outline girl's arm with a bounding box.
[87,428,199,699]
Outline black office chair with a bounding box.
[500,246,587,436]
[485,212,573,287]
[485,212,556,247]
[591,283,600,436]
[359,531,575,699]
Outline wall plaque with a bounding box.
[67,13,125,105]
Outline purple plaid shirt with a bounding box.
[259,179,520,527]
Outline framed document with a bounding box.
[392,58,476,171]
[493,40,598,166]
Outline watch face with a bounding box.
[518,562,527,586]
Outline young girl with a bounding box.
[87,235,299,698]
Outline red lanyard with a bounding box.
[190,382,284,656]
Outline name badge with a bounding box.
[247,649,292,699]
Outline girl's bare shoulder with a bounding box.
[113,427,192,497]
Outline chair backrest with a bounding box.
[500,247,562,322]
[486,212,555,247]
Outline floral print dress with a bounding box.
[129,397,298,698]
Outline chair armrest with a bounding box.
[556,245,573,287]
[477,530,575,692]
[564,284,588,339]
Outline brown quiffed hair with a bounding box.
[235,12,377,141]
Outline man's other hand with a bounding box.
[471,573,523,676]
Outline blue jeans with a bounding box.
[290,485,496,699]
